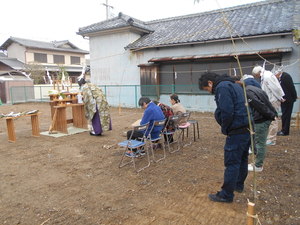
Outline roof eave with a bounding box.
[128,32,293,51]
[78,25,152,38]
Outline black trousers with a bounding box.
[281,101,294,135]
[127,130,143,140]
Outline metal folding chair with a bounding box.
[118,122,150,173]
[147,119,166,163]
[163,115,181,153]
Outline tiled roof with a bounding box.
[77,12,153,36]
[126,0,299,50]
[0,37,89,54]
[0,55,24,70]
[78,0,298,51]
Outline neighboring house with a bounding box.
[0,37,89,83]
[77,0,299,112]
[0,70,33,104]
[0,53,25,71]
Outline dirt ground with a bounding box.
[0,102,299,225]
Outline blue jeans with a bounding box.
[219,133,250,200]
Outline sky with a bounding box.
[0,0,264,52]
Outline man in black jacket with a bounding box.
[241,81,278,172]
[274,68,298,136]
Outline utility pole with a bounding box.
[102,0,114,20]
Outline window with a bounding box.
[155,55,281,95]
[140,65,159,97]
[34,53,47,63]
[53,55,65,64]
[71,56,80,65]
[159,63,204,94]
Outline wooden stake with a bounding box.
[247,201,255,225]
[118,103,122,115]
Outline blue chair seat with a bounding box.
[118,140,145,149]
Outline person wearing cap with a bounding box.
[252,66,285,146]
[241,74,261,89]
[273,67,297,136]
[199,72,250,203]
[78,78,112,136]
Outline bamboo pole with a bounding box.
[247,201,256,225]
[118,103,122,115]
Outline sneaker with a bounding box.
[136,149,146,156]
[125,151,138,158]
[208,192,233,203]
[277,131,288,136]
[266,140,275,146]
[248,147,252,154]
[248,164,263,172]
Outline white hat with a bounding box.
[252,66,263,75]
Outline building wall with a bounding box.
[25,49,85,66]
[0,63,12,71]
[7,43,26,62]
[89,33,300,113]
[6,43,86,68]
[89,30,142,85]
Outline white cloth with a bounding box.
[260,70,285,103]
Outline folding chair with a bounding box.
[118,122,150,173]
[178,112,192,147]
[163,115,181,153]
[147,119,166,163]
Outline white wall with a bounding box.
[89,33,300,112]
[7,43,26,62]
[89,31,142,85]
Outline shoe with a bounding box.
[277,131,288,136]
[152,143,162,150]
[90,132,101,136]
[248,164,263,172]
[125,151,139,158]
[234,188,243,193]
[136,149,146,156]
[266,140,275,146]
[248,147,252,154]
[208,192,233,203]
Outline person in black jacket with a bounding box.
[243,83,278,172]
[199,72,250,203]
[274,68,298,136]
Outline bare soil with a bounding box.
[0,102,299,225]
